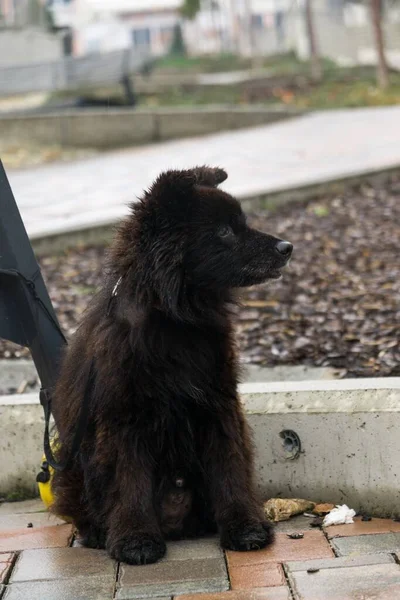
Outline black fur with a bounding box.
[51,166,292,565]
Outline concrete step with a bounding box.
[1,377,399,515]
[242,365,340,382]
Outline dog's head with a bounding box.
[112,166,293,316]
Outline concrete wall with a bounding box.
[293,7,400,68]
[0,396,44,497]
[245,378,400,517]
[0,28,62,67]
[0,106,301,149]
[1,377,399,515]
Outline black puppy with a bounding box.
[51,166,293,565]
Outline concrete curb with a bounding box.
[0,360,337,395]
[1,105,302,149]
[30,163,400,256]
[1,377,399,515]
[239,163,400,211]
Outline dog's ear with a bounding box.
[191,166,228,187]
[150,166,228,198]
[152,248,184,317]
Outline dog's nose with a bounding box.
[275,240,293,257]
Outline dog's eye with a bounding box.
[218,225,234,238]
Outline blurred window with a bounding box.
[252,14,263,29]
[132,28,151,48]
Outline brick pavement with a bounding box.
[6,106,400,241]
[1,500,400,599]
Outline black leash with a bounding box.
[0,267,92,472]
[40,360,95,471]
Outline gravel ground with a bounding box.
[1,177,399,377]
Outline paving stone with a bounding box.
[286,556,400,599]
[226,531,333,568]
[331,532,400,557]
[0,512,65,532]
[9,547,116,582]
[0,524,72,552]
[3,578,115,600]
[285,553,396,572]
[325,517,400,539]
[0,501,44,516]
[0,554,14,584]
[79,538,221,560]
[229,562,285,589]
[178,588,292,599]
[116,557,228,599]
[273,516,314,534]
[165,537,223,561]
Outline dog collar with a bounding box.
[107,276,123,315]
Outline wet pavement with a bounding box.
[1,499,400,599]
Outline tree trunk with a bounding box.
[244,0,255,65]
[304,0,322,82]
[370,0,389,89]
[210,3,222,53]
[229,0,240,54]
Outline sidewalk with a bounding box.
[6,105,400,241]
[1,499,400,599]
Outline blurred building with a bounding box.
[2,0,400,69]
[184,0,293,56]
[0,0,63,65]
[46,0,295,58]
[0,0,45,27]
[294,0,400,67]
[47,0,181,56]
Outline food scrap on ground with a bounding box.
[264,498,316,522]
[287,532,304,539]
[313,503,336,515]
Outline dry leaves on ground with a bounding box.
[1,176,399,377]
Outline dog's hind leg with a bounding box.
[78,523,107,549]
[78,463,111,549]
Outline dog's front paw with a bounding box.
[108,533,166,565]
[221,520,274,552]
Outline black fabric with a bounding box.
[1,267,91,471]
[0,268,67,344]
